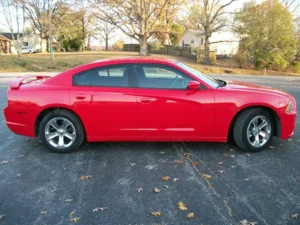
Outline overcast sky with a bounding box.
[0,0,299,45]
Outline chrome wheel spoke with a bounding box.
[58,135,64,147]
[259,119,268,130]
[50,120,60,131]
[46,132,59,140]
[259,131,267,139]
[64,133,75,141]
[253,135,260,147]
[63,119,72,130]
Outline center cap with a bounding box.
[58,129,65,134]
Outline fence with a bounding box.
[123,44,197,60]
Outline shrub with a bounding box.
[112,40,124,50]
[295,61,300,73]
[12,56,28,67]
[235,51,246,68]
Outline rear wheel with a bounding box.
[40,109,84,153]
[233,108,273,152]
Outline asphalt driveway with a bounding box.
[0,74,299,225]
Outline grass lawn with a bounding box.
[0,51,299,76]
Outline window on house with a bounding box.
[191,40,194,44]
[23,42,29,46]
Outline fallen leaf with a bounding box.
[153,188,161,193]
[186,212,194,219]
[145,164,153,170]
[217,170,224,173]
[287,139,293,141]
[33,143,40,146]
[11,149,17,152]
[65,199,73,202]
[129,163,136,166]
[231,165,236,168]
[292,213,299,219]
[244,178,250,181]
[192,161,200,165]
[18,155,24,158]
[80,175,92,180]
[23,138,30,143]
[173,178,179,182]
[0,214,5,220]
[16,174,22,178]
[230,155,235,158]
[151,211,162,217]
[229,148,235,152]
[137,188,143,193]
[51,189,56,193]
[69,217,80,222]
[163,185,169,189]
[239,219,257,225]
[178,202,188,211]
[184,153,192,157]
[70,211,76,217]
[161,176,170,181]
[246,154,251,157]
[269,180,275,183]
[0,161,8,164]
[159,151,165,154]
[201,174,212,179]
[217,162,223,165]
[174,160,183,164]
[268,146,275,149]
[93,207,107,212]
[40,211,47,215]
[223,154,229,157]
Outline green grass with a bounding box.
[0,51,299,76]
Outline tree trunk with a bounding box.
[105,33,108,50]
[139,35,147,56]
[203,34,211,65]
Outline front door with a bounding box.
[70,64,137,141]
[133,64,215,140]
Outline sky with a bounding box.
[0,0,299,46]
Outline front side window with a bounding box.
[75,65,129,87]
[134,64,190,89]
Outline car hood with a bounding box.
[224,80,291,98]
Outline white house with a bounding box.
[178,29,239,55]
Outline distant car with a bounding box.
[21,46,35,54]
[4,58,297,153]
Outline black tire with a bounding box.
[233,108,273,152]
[40,109,84,153]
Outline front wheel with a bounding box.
[233,108,273,152]
[40,109,84,153]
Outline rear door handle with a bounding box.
[140,97,155,104]
[75,95,86,100]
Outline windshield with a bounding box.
[176,62,219,88]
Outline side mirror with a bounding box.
[188,81,200,90]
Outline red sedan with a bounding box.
[4,57,297,153]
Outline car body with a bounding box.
[4,57,297,153]
[20,46,35,54]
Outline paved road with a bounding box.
[0,74,299,225]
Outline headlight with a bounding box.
[285,101,294,113]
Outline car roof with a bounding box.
[90,57,178,65]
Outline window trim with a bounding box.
[132,63,196,90]
[72,64,135,88]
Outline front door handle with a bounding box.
[139,97,155,104]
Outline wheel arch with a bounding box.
[35,106,86,138]
[228,105,281,141]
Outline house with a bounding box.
[0,32,51,53]
[178,29,239,55]
[0,34,11,54]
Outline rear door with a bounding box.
[70,64,138,141]
[133,64,215,140]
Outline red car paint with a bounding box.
[4,57,297,143]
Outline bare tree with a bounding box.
[91,0,170,56]
[0,0,25,57]
[190,0,237,64]
[98,22,116,50]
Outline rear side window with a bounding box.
[74,65,129,87]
